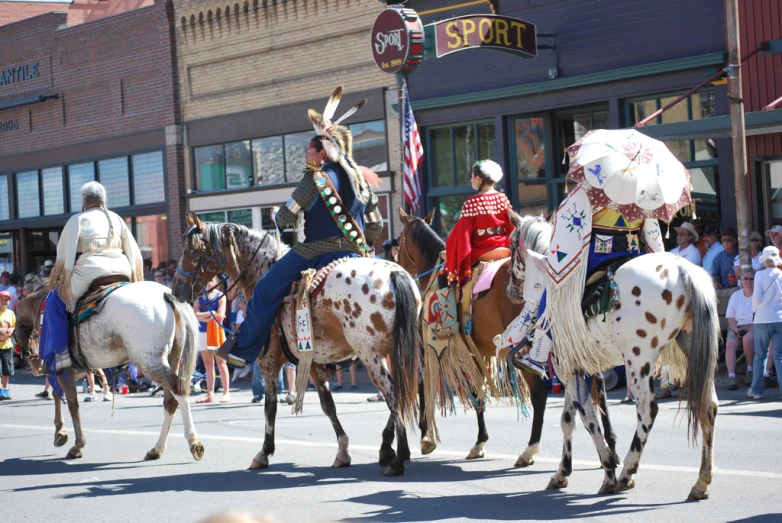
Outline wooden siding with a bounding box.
[407,0,726,102]
[740,0,782,158]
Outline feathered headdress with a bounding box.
[307,86,371,203]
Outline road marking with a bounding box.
[3,423,780,480]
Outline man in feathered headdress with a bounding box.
[214,86,384,367]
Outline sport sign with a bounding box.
[432,14,537,59]
[370,7,424,74]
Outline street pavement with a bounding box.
[1,370,780,523]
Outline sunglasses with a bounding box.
[742,277,754,281]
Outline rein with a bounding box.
[414,263,444,281]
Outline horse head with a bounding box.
[397,207,441,277]
[172,212,231,303]
[507,212,553,304]
[14,286,48,376]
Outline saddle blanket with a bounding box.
[472,257,510,295]
[71,282,129,326]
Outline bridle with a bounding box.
[177,227,270,306]
[397,219,419,277]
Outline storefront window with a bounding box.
[42,167,64,216]
[0,175,9,221]
[225,141,252,190]
[228,208,253,227]
[453,125,476,182]
[16,171,40,218]
[284,131,315,182]
[432,194,470,237]
[759,160,782,231]
[99,157,130,208]
[513,117,546,180]
[371,193,391,253]
[198,211,226,223]
[430,127,454,188]
[134,214,169,268]
[478,123,496,160]
[195,145,226,192]
[252,136,285,186]
[517,182,549,216]
[0,232,12,273]
[68,162,95,212]
[350,121,387,171]
[132,152,165,205]
[557,108,609,176]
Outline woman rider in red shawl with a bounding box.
[434,160,514,336]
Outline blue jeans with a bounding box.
[231,249,360,364]
[750,322,782,395]
[251,360,265,399]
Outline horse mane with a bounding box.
[409,217,445,270]
[512,212,553,256]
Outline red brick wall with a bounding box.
[0,0,185,253]
[0,0,155,28]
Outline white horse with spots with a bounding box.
[508,217,720,500]
[18,283,203,462]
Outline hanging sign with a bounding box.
[432,15,537,59]
[370,7,424,74]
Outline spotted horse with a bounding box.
[172,214,422,476]
[510,222,720,500]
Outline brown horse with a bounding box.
[171,213,422,476]
[397,208,552,466]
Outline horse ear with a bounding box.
[399,207,410,225]
[186,211,204,232]
[508,209,522,230]
[424,209,435,226]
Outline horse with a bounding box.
[396,209,617,468]
[15,282,203,462]
[508,219,719,500]
[170,213,422,476]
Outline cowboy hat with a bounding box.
[759,246,782,266]
[674,222,699,242]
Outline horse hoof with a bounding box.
[546,477,568,489]
[332,458,351,468]
[54,433,68,448]
[466,448,485,460]
[514,456,534,467]
[190,442,205,461]
[379,449,396,468]
[249,456,269,470]
[383,459,405,477]
[615,478,635,493]
[598,483,617,495]
[144,448,163,461]
[66,448,83,460]
[420,439,437,455]
[687,488,709,501]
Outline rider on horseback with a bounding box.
[433,160,514,337]
[214,86,384,367]
[40,181,144,389]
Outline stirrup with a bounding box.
[514,355,548,379]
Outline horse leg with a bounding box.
[516,371,548,467]
[418,380,436,455]
[547,384,577,489]
[144,389,178,460]
[250,349,283,470]
[367,358,410,476]
[58,369,85,459]
[688,384,718,501]
[616,372,659,493]
[575,376,619,495]
[53,390,68,448]
[379,415,396,468]
[466,399,488,459]
[595,373,621,466]
[310,364,351,468]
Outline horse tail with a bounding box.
[165,293,200,396]
[678,261,719,443]
[389,270,421,427]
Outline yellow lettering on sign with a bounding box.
[446,22,461,49]
[478,18,493,44]
[460,19,476,47]
[495,19,510,46]
[510,21,526,49]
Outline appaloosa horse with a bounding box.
[397,209,617,468]
[16,283,203,462]
[171,213,422,476]
[509,222,720,500]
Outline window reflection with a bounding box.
[284,131,316,182]
[195,145,226,192]
[225,141,252,189]
[98,157,130,208]
[432,194,469,236]
[17,171,40,218]
[42,167,64,216]
[68,162,95,212]
[350,121,387,172]
[517,182,549,216]
[252,137,285,186]
[430,127,453,188]
[134,214,169,268]
[514,117,546,180]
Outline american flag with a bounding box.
[402,87,424,213]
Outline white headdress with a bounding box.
[474,160,504,183]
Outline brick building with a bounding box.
[173,0,402,249]
[0,0,185,276]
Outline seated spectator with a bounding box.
[711,228,739,289]
[733,231,764,285]
[725,271,755,390]
[748,247,782,399]
[670,222,702,265]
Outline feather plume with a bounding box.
[334,99,368,125]
[359,166,381,189]
[322,85,343,122]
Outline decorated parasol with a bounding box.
[566,129,693,224]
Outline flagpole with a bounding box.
[398,72,410,215]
